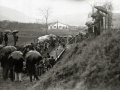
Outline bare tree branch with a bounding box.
[38,7,51,34]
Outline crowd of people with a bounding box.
[0,34,68,82]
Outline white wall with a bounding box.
[48,22,69,30]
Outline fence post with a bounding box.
[92,25,94,35]
[100,20,101,34]
[75,36,77,43]
[67,36,69,44]
[103,17,105,32]
[56,48,58,59]
[34,38,35,43]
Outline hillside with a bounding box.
[29,29,120,90]
[0,6,35,23]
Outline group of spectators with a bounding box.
[0,32,18,46]
[0,33,68,82]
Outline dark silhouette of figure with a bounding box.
[0,52,10,80]
[4,33,8,46]
[13,33,18,46]
[50,56,55,67]
[0,32,3,44]
[47,53,50,58]
[26,60,39,82]
[14,58,24,82]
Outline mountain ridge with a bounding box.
[0,6,36,23]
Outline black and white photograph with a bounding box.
[0,0,120,90]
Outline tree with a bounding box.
[102,1,114,29]
[87,0,114,29]
[38,7,51,35]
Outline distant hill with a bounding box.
[0,15,12,21]
[0,6,36,23]
[0,6,88,26]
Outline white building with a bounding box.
[48,22,69,30]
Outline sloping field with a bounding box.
[29,29,120,90]
[1,28,120,90]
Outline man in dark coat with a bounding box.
[12,33,18,46]
[0,52,10,80]
[26,60,39,82]
[0,32,3,44]
[4,33,8,46]
[13,57,24,82]
[50,56,55,67]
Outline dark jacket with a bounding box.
[4,34,8,41]
[13,58,24,73]
[0,53,9,68]
[26,60,36,72]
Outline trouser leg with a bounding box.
[29,70,32,82]
[33,69,39,80]
[18,73,22,81]
[15,72,18,81]
[10,68,14,81]
[30,73,32,82]
[14,41,16,46]
[4,67,9,80]
[3,67,5,80]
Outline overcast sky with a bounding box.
[0,0,120,25]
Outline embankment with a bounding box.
[29,29,120,90]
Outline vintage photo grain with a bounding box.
[0,0,120,90]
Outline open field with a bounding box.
[3,28,81,45]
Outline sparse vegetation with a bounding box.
[28,29,120,90]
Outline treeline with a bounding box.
[0,20,46,31]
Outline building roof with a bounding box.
[48,22,69,27]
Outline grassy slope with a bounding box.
[31,29,120,90]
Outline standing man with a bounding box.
[0,32,3,44]
[26,60,39,82]
[4,33,8,46]
[12,33,18,46]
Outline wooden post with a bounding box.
[67,36,69,44]
[100,20,101,34]
[34,38,35,43]
[56,49,58,59]
[75,36,76,43]
[92,25,94,35]
[105,15,107,30]
[103,17,105,32]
